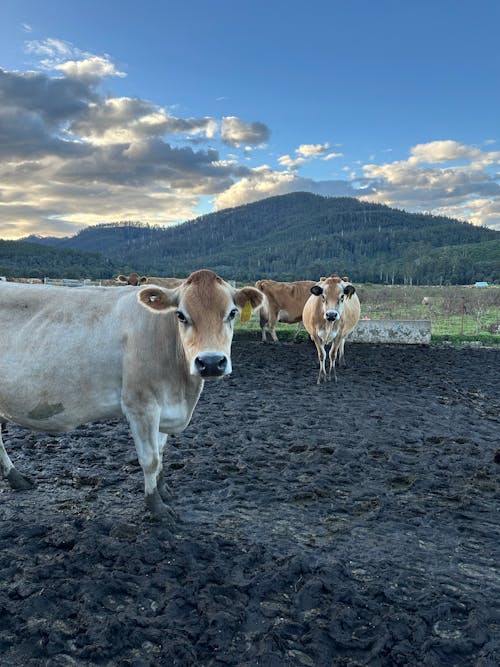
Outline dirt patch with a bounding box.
[1,338,499,666]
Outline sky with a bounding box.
[1,0,499,239]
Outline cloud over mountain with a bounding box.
[0,37,499,237]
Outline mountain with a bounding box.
[13,193,500,283]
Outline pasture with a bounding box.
[237,283,500,343]
[1,338,498,665]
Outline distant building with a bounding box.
[474,281,489,287]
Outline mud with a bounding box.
[1,338,499,666]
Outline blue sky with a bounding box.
[1,0,499,238]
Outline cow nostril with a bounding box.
[195,357,206,372]
[195,354,228,377]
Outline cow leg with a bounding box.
[156,432,172,500]
[311,334,327,384]
[338,339,347,367]
[124,407,177,522]
[269,326,279,343]
[267,312,279,343]
[293,322,304,342]
[328,344,338,383]
[0,432,34,490]
[259,310,268,342]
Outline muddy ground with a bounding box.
[0,337,499,666]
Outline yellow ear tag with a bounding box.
[240,299,252,322]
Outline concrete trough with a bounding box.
[348,319,431,345]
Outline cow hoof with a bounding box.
[158,480,173,501]
[7,469,34,490]
[145,490,177,523]
[156,473,173,500]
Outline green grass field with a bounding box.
[236,284,500,345]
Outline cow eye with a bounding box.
[340,294,345,302]
[176,310,188,323]
[228,308,238,321]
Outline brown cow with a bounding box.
[255,279,317,342]
[302,275,361,383]
[116,273,184,289]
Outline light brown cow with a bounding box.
[302,275,361,383]
[0,270,263,521]
[116,273,185,288]
[255,279,317,342]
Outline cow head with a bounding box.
[116,273,148,286]
[310,275,356,323]
[137,269,264,379]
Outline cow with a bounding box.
[116,273,184,289]
[0,270,263,521]
[302,275,360,384]
[255,279,317,342]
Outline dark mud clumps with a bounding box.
[1,339,499,666]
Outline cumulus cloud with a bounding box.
[1,38,499,237]
[278,142,336,171]
[0,42,259,237]
[55,56,126,82]
[359,141,500,227]
[215,165,359,210]
[221,116,270,147]
[25,38,125,80]
[296,143,330,158]
[409,140,483,164]
[69,97,218,144]
[214,140,500,230]
[277,154,306,170]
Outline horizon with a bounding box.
[1,0,499,239]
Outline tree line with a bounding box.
[4,193,499,284]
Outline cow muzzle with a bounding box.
[325,310,339,322]
[193,352,230,378]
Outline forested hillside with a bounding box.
[0,240,118,279]
[10,193,500,283]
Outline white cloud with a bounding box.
[214,166,358,210]
[296,143,330,158]
[1,39,499,237]
[359,141,500,227]
[0,48,256,237]
[55,56,126,81]
[409,140,483,164]
[221,116,270,147]
[277,154,306,170]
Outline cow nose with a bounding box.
[194,353,228,377]
[326,311,339,321]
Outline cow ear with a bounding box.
[137,286,178,312]
[116,275,128,283]
[138,276,148,285]
[320,277,326,282]
[344,284,356,299]
[311,285,323,296]
[234,286,265,310]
